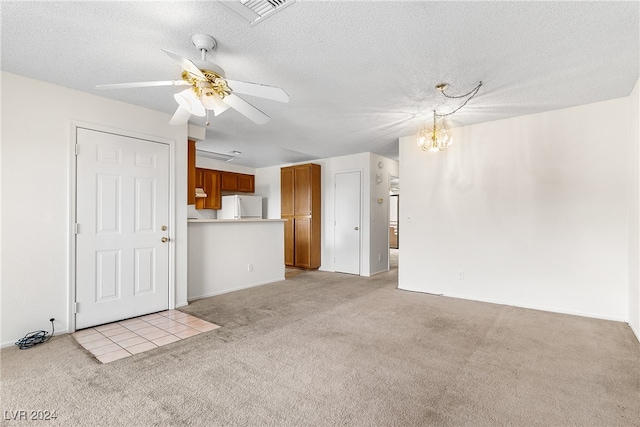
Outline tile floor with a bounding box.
[72,310,219,364]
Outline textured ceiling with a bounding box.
[2,1,638,167]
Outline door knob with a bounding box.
[354,226,359,231]
[161,237,170,243]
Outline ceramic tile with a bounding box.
[73,328,100,338]
[140,329,171,340]
[183,319,212,327]
[100,326,130,337]
[81,337,113,350]
[134,325,162,335]
[173,328,201,339]
[73,311,218,361]
[127,341,158,355]
[118,318,147,328]
[74,332,106,344]
[90,342,123,356]
[164,312,192,321]
[117,336,149,348]
[96,349,131,364]
[165,324,192,334]
[108,331,138,343]
[151,334,181,347]
[122,321,153,331]
[95,323,123,332]
[191,323,220,332]
[145,317,174,326]
[139,313,163,321]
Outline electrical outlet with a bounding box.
[458,270,464,280]
[248,264,253,272]
[378,254,382,262]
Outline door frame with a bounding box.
[68,121,177,332]
[333,169,364,275]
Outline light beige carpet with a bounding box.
[1,268,639,426]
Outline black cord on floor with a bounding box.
[15,318,55,350]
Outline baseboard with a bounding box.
[398,285,628,323]
[629,322,640,343]
[1,329,69,349]
[369,269,388,277]
[175,301,189,308]
[187,277,284,302]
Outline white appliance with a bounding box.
[219,195,263,219]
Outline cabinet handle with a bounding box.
[354,226,359,231]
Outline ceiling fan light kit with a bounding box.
[96,34,289,126]
[417,81,482,153]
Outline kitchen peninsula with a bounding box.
[187,219,285,301]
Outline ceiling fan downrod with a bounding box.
[191,34,216,61]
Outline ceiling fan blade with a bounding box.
[169,106,191,126]
[223,93,270,125]
[95,80,190,90]
[161,49,205,79]
[225,79,290,103]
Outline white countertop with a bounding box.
[187,218,285,223]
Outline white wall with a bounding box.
[255,165,282,219]
[399,97,630,321]
[629,77,640,340]
[1,72,188,346]
[187,221,284,300]
[370,154,400,275]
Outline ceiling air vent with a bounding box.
[219,0,295,26]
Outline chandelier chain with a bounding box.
[435,81,482,118]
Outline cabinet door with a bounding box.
[237,174,255,193]
[283,217,294,266]
[294,217,311,268]
[281,167,295,216]
[294,165,312,215]
[221,172,238,191]
[203,170,222,210]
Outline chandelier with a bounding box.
[417,81,482,152]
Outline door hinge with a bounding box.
[73,302,79,314]
[74,223,79,234]
[75,144,79,156]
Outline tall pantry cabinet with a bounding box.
[281,163,321,269]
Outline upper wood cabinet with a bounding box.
[187,140,196,205]
[195,168,221,210]
[194,166,255,210]
[281,163,321,269]
[221,173,238,191]
[221,172,255,193]
[237,173,255,193]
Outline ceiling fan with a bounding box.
[96,34,289,126]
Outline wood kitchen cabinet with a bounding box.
[195,168,221,210]
[221,172,255,193]
[194,168,255,209]
[281,163,321,269]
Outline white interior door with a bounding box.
[75,128,170,329]
[334,171,361,275]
